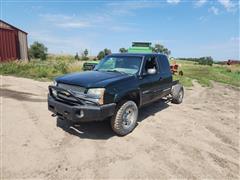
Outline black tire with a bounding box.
[171,84,184,104]
[111,101,138,136]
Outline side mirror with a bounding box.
[147,68,157,75]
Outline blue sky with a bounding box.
[1,0,239,60]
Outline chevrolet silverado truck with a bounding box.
[48,53,184,136]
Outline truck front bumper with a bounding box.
[48,95,116,122]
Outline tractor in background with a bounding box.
[170,60,183,76]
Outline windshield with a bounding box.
[95,56,143,75]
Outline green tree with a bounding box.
[97,51,105,60]
[104,48,112,56]
[74,52,80,60]
[81,49,89,60]
[152,43,171,56]
[83,49,88,57]
[199,56,213,66]
[29,41,48,60]
[97,48,112,60]
[119,48,127,53]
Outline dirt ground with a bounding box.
[1,75,239,179]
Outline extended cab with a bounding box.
[48,53,184,135]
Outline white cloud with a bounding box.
[209,6,219,15]
[107,1,158,9]
[40,14,73,21]
[106,1,161,16]
[57,22,91,28]
[218,0,236,11]
[199,16,208,22]
[109,26,138,32]
[166,0,180,5]
[40,14,92,29]
[39,2,161,31]
[29,30,91,54]
[195,0,208,7]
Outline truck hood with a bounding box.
[56,71,131,88]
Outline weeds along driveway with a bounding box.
[1,75,239,179]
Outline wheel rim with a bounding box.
[122,106,137,129]
[178,90,183,101]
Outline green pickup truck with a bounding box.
[82,61,99,71]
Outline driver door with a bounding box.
[139,55,160,105]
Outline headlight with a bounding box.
[52,88,57,97]
[87,88,105,104]
[53,80,57,86]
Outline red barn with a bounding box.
[0,20,28,62]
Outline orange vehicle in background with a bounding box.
[170,60,183,76]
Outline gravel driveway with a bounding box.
[1,76,239,179]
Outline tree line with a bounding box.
[178,57,214,66]
[28,41,213,66]
[28,41,172,61]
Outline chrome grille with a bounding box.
[57,92,78,103]
[58,83,86,93]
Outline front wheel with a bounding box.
[111,101,138,136]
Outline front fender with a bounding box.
[114,88,142,106]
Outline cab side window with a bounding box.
[144,56,158,72]
[158,55,171,74]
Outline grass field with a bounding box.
[172,60,240,87]
[0,55,84,81]
[0,57,239,87]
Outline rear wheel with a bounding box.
[111,101,138,136]
[171,84,184,104]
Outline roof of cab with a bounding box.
[109,53,166,57]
